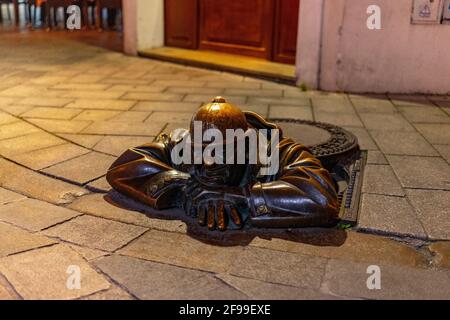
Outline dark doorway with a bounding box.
[164,0,299,65]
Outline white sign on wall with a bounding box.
[443,0,450,23]
[411,0,444,24]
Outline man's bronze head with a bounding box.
[190,96,248,137]
[189,97,252,187]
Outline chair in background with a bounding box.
[0,0,34,26]
[0,0,13,23]
[84,0,95,28]
[95,0,121,31]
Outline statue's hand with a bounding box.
[183,181,247,231]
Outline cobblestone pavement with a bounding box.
[0,32,449,300]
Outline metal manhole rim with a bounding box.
[269,118,359,158]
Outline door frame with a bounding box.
[123,0,306,83]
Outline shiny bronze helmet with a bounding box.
[188,97,256,188]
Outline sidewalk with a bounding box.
[0,31,449,300]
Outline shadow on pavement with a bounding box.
[105,191,347,248]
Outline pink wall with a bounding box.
[122,0,137,55]
[296,0,323,88]
[298,0,450,94]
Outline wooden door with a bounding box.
[272,0,299,64]
[164,0,199,49]
[163,0,300,64]
[198,0,275,59]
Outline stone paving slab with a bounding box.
[80,286,134,300]
[0,283,17,300]
[110,111,151,122]
[0,244,110,300]
[42,152,116,184]
[0,198,81,232]
[0,187,27,205]
[398,106,450,124]
[359,194,426,238]
[73,110,122,121]
[58,133,104,148]
[67,244,109,261]
[61,90,126,100]
[145,111,193,124]
[27,118,92,134]
[9,143,90,170]
[65,99,136,110]
[389,94,436,107]
[0,121,41,140]
[18,97,73,108]
[351,98,396,114]
[94,255,247,300]
[21,107,83,120]
[366,150,388,165]
[315,112,364,127]
[0,222,56,257]
[0,112,20,125]
[435,144,450,163]
[322,259,450,300]
[0,131,66,157]
[414,124,450,145]
[43,215,147,252]
[0,158,88,204]
[388,155,450,190]
[343,127,378,150]
[229,246,327,289]
[87,177,111,192]
[82,121,164,136]
[0,104,33,116]
[132,101,200,113]
[406,190,450,240]
[362,165,405,196]
[313,97,355,114]
[370,130,438,156]
[360,113,415,131]
[217,274,340,300]
[268,106,313,120]
[119,229,243,273]
[93,136,152,156]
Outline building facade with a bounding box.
[123,0,450,94]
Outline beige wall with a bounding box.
[296,0,323,89]
[297,0,450,94]
[123,0,164,55]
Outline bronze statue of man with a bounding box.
[106,97,340,231]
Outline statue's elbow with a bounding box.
[106,166,122,192]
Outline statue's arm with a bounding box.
[248,141,339,223]
[106,142,189,209]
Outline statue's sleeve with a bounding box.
[106,141,189,209]
[248,138,340,220]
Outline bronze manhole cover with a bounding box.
[276,123,332,146]
[270,119,360,171]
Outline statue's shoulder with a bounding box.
[244,111,281,131]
